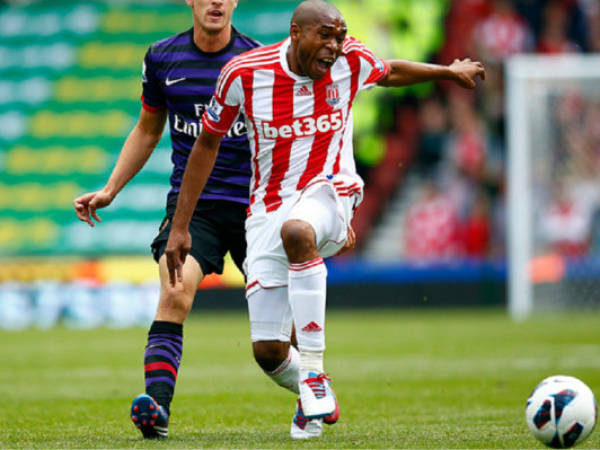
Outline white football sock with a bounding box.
[265,345,300,394]
[288,257,327,372]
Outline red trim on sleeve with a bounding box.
[364,58,390,85]
[141,95,166,113]
[201,115,226,136]
[201,102,241,136]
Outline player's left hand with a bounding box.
[336,225,356,256]
[449,58,486,89]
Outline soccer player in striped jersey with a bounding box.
[73,0,262,439]
[165,0,486,440]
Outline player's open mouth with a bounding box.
[316,58,334,71]
[208,10,223,18]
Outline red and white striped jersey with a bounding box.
[202,36,390,215]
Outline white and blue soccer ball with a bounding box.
[526,375,597,448]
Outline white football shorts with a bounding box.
[244,176,360,298]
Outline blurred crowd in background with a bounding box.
[354,0,600,262]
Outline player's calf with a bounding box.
[254,342,301,394]
[252,340,290,372]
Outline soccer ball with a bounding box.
[526,375,597,448]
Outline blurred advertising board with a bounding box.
[0,0,294,257]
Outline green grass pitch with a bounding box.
[2,308,599,448]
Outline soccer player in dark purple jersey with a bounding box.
[73,0,262,439]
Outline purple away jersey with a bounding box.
[141,27,260,205]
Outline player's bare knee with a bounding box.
[160,282,194,316]
[253,340,290,372]
[281,220,316,261]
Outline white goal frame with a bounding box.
[506,54,600,320]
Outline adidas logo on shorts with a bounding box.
[301,321,323,332]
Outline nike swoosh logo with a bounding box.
[165,77,186,86]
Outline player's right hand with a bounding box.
[164,227,191,286]
[73,190,114,227]
[335,225,356,256]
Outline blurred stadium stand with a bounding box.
[1,0,599,328]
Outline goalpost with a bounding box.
[507,55,600,319]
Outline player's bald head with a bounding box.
[291,0,343,28]
[287,0,346,80]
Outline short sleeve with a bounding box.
[343,37,390,92]
[201,70,243,136]
[141,48,166,112]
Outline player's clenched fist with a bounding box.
[449,58,486,89]
[73,190,114,227]
[164,227,191,286]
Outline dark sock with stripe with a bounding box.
[144,320,183,416]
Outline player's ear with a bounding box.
[290,23,300,42]
[185,0,193,7]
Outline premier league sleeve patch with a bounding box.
[207,96,224,122]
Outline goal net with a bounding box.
[507,55,600,319]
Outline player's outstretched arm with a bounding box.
[377,58,486,89]
[165,129,223,286]
[73,108,167,227]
